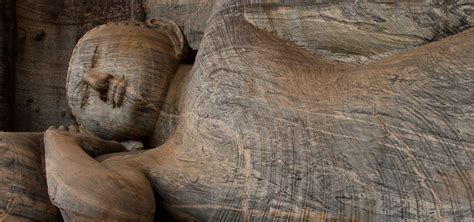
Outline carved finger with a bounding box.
[58,125,66,130]
[68,125,79,132]
[47,126,57,130]
[78,125,86,133]
[78,126,96,137]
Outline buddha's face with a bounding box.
[67,23,181,141]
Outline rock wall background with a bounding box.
[0,0,14,131]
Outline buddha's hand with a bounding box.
[45,125,126,157]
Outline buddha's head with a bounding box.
[67,19,188,141]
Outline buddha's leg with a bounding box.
[44,127,155,221]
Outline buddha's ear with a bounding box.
[147,18,189,60]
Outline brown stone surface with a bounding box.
[1,1,473,221]
[243,2,472,63]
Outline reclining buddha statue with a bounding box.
[1,1,473,221]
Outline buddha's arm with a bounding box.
[46,125,127,157]
[44,127,155,221]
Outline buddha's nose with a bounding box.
[84,70,112,100]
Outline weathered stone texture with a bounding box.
[243,2,472,63]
